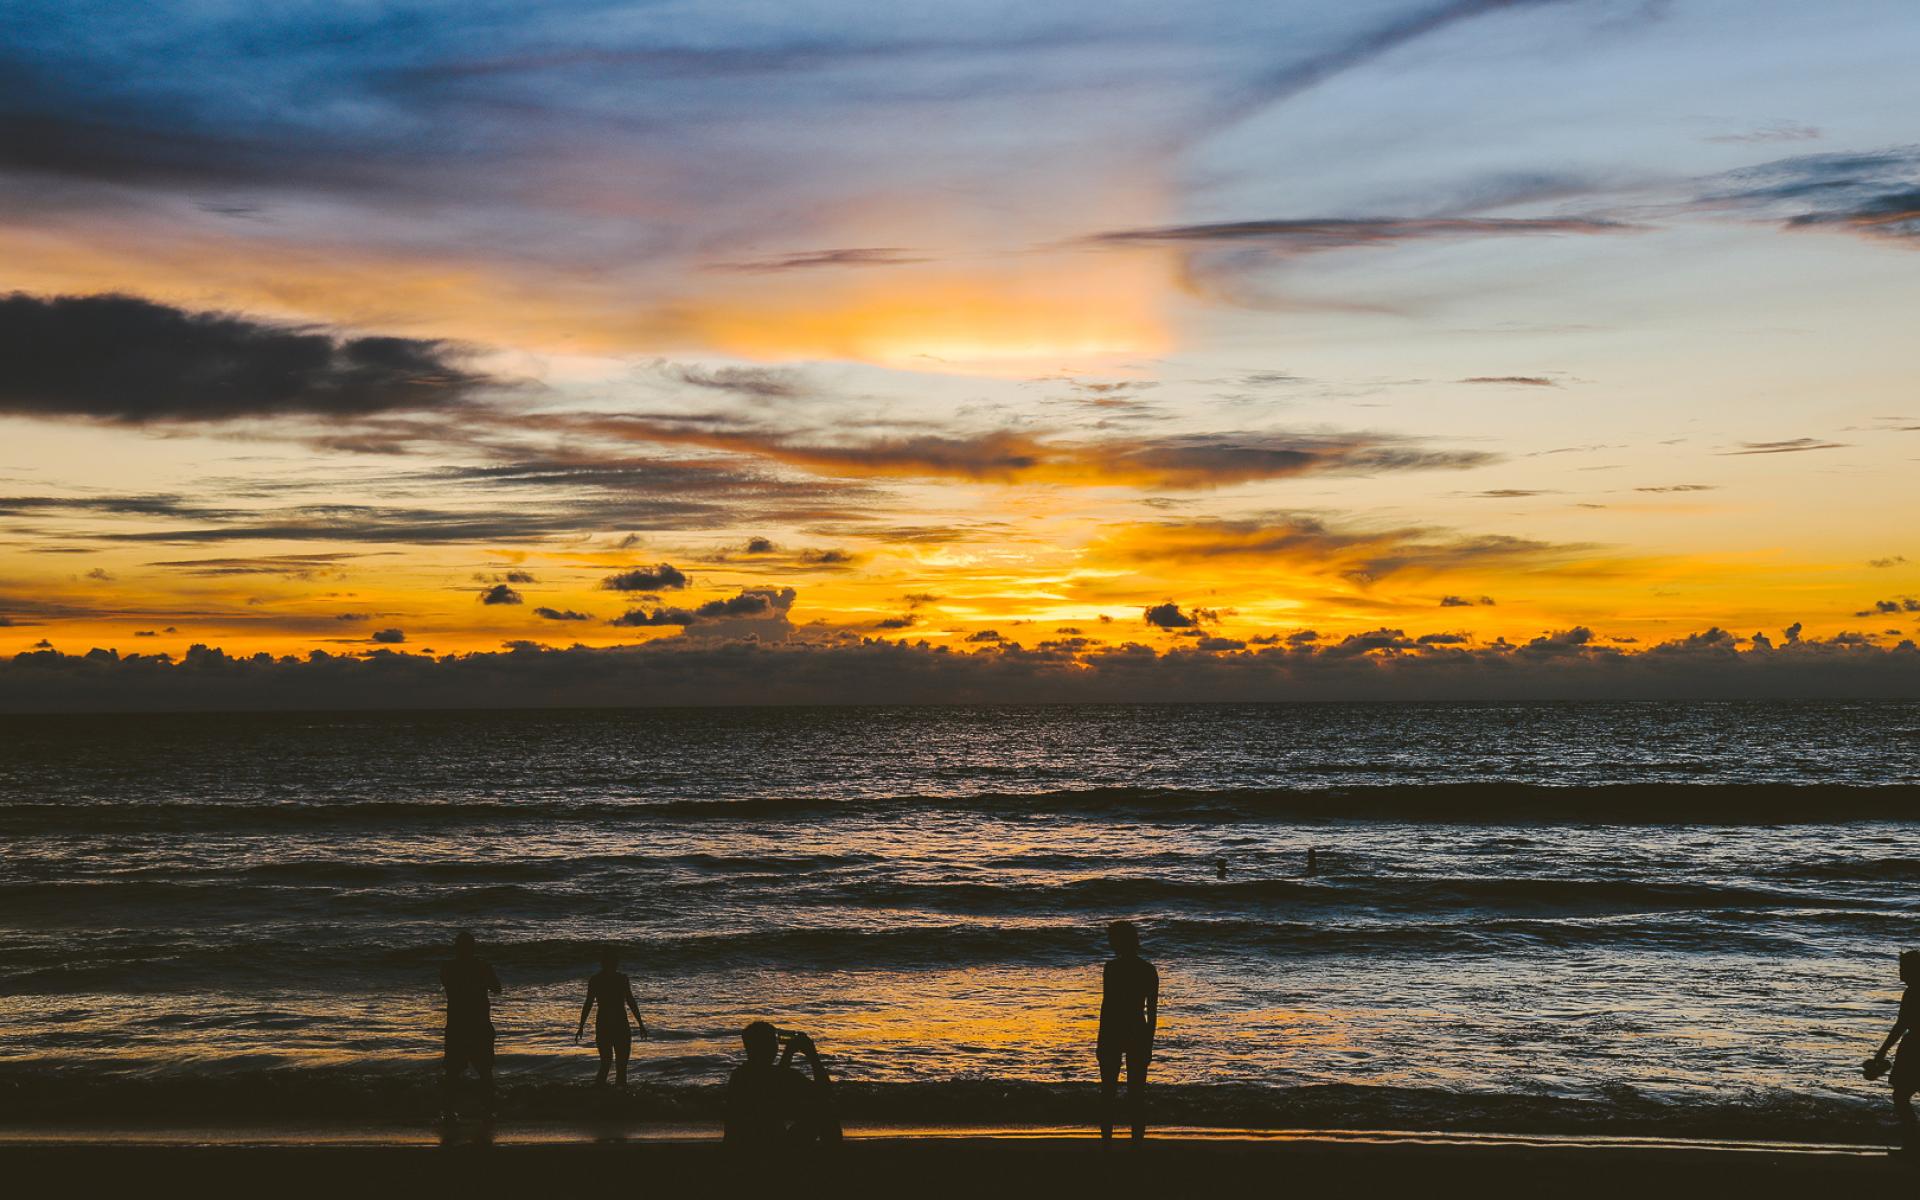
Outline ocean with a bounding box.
[1,701,1916,1139]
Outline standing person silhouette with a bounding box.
[575,946,648,1087]
[1868,949,1919,1152]
[439,930,501,1118]
[1096,920,1159,1143]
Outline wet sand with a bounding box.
[0,1128,1909,1197]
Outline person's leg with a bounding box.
[1096,1047,1121,1142]
[614,1034,631,1087]
[441,1035,464,1118]
[1125,1046,1148,1141]
[1896,1086,1916,1149]
[595,1037,613,1086]
[474,1040,495,1111]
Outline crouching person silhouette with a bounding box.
[1868,949,1919,1153]
[724,1022,842,1154]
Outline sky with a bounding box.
[3,0,1919,704]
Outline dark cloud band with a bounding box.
[0,292,494,422]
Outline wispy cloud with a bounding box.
[1085,216,1636,254]
[707,247,928,272]
[1719,438,1848,455]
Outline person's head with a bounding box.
[1902,949,1919,985]
[453,930,476,959]
[742,1020,779,1065]
[600,945,619,973]
[1108,920,1140,956]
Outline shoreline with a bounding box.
[0,1128,1910,1198]
[0,1121,1900,1154]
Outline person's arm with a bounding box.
[792,1034,830,1085]
[1144,964,1160,1061]
[1876,999,1911,1060]
[625,979,647,1038]
[796,1037,842,1143]
[577,983,595,1045]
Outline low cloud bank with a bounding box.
[3,628,1916,712]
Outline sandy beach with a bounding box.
[0,1127,1910,1197]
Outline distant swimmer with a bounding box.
[1866,949,1918,1152]
[439,930,502,1118]
[1306,847,1318,876]
[1096,920,1159,1143]
[576,946,648,1088]
[1215,858,1228,880]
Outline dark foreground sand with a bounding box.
[0,1131,1911,1198]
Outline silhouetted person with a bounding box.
[725,1022,841,1153]
[1306,847,1318,875]
[1097,920,1159,1143]
[1215,858,1228,880]
[576,947,648,1087]
[1869,949,1919,1151]
[439,930,501,1117]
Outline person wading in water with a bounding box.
[576,946,648,1087]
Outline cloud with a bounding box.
[702,539,862,571]
[602,564,690,592]
[1703,122,1822,145]
[965,629,1003,643]
[479,584,523,605]
[708,247,928,272]
[1,472,866,546]
[1869,556,1907,569]
[572,415,1497,489]
[1521,626,1594,656]
[13,623,1909,711]
[533,607,593,621]
[369,628,406,643]
[1085,216,1635,254]
[1633,484,1717,493]
[1467,489,1558,498]
[1092,514,1587,585]
[503,571,537,583]
[1438,595,1495,607]
[608,586,797,631]
[1144,602,1210,629]
[875,615,917,630]
[663,364,807,400]
[0,293,495,422]
[1719,438,1848,455]
[1193,0,1584,135]
[692,587,795,619]
[1854,597,1920,616]
[145,553,377,578]
[1459,376,1558,387]
[1698,145,1920,244]
[609,607,696,627]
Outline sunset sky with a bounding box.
[4,1,1920,699]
